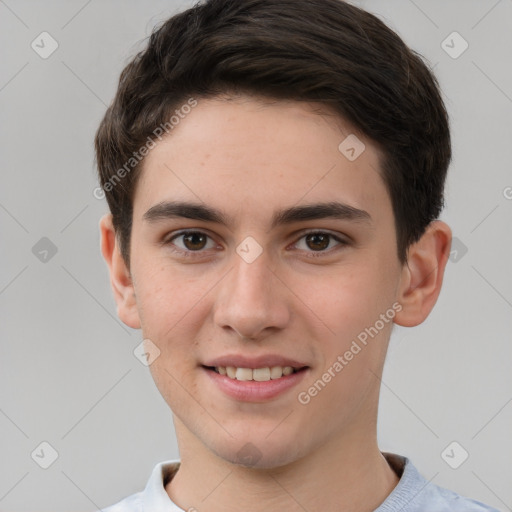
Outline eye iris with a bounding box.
[306,233,330,251]
[183,232,207,250]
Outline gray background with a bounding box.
[1,0,511,510]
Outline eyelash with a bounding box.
[163,230,348,259]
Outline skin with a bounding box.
[100,94,452,512]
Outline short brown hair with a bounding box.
[95,0,451,266]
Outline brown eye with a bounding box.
[293,231,347,256]
[305,233,331,251]
[182,232,208,250]
[166,231,216,254]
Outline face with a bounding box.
[122,95,407,468]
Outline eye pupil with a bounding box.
[183,232,207,250]
[306,233,330,251]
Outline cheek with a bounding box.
[297,263,393,336]
[133,264,207,364]
[293,257,399,385]
[297,271,396,422]
[135,266,207,407]
[135,261,196,326]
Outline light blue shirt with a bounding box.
[99,452,499,511]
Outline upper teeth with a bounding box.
[216,366,296,381]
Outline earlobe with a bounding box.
[394,220,452,327]
[99,213,141,329]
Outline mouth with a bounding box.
[200,354,311,401]
[202,363,310,401]
[202,365,308,382]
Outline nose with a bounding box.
[213,250,290,341]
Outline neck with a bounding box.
[166,418,400,512]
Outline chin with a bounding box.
[211,435,305,470]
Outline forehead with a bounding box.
[132,95,390,227]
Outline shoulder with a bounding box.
[99,491,143,512]
[378,453,500,512]
[410,476,500,512]
[95,459,182,512]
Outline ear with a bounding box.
[394,220,452,327]
[99,213,141,329]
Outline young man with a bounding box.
[95,0,498,510]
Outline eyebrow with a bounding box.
[143,200,372,229]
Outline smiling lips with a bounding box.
[203,364,309,401]
[203,354,309,382]
[211,365,301,381]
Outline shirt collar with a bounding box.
[142,458,182,511]
[376,452,428,511]
[140,453,420,511]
